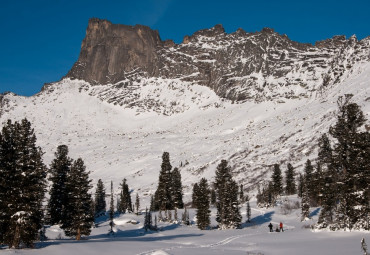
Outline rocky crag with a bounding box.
[65,18,370,103]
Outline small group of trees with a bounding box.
[256,95,370,231]
[47,145,93,240]
[257,163,296,207]
[152,152,184,211]
[0,119,46,248]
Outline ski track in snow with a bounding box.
[136,234,253,255]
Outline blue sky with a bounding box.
[1,0,369,96]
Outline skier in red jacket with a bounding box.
[280,222,284,232]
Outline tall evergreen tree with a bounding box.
[285,163,296,195]
[329,94,370,230]
[94,179,106,217]
[297,173,304,198]
[303,159,315,204]
[271,164,283,197]
[0,119,46,248]
[135,193,140,215]
[246,201,251,223]
[108,181,114,234]
[62,158,93,240]
[171,167,184,209]
[301,181,310,222]
[196,178,211,230]
[214,160,241,229]
[154,152,173,211]
[118,178,132,214]
[192,183,200,208]
[48,145,72,225]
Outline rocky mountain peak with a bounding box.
[64,19,370,104]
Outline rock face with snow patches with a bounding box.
[65,18,370,102]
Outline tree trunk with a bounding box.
[76,227,81,240]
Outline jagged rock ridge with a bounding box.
[65,18,370,102]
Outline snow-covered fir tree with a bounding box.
[61,158,93,240]
[94,179,106,217]
[48,145,72,225]
[239,184,245,203]
[135,193,140,215]
[196,178,211,230]
[0,119,46,248]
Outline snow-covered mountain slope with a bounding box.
[1,59,369,202]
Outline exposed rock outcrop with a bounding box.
[65,18,370,102]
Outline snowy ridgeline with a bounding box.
[1,62,370,205]
[2,197,369,255]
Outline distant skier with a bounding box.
[280,222,284,232]
[268,222,273,232]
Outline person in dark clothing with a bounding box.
[268,222,273,232]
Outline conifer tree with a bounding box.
[285,163,296,195]
[246,201,251,223]
[196,178,211,230]
[118,178,132,214]
[0,119,46,248]
[214,160,241,229]
[171,167,184,209]
[62,158,93,240]
[271,164,283,197]
[182,207,190,225]
[94,179,106,217]
[329,95,370,230]
[303,159,315,204]
[154,152,173,211]
[301,181,310,221]
[192,183,200,208]
[297,173,304,198]
[149,195,155,211]
[48,145,72,225]
[135,193,140,215]
[108,181,114,234]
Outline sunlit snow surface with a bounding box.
[1,198,368,255]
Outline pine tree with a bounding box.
[196,178,211,230]
[271,164,283,197]
[246,201,251,223]
[94,179,106,217]
[329,95,370,230]
[214,160,241,229]
[192,183,200,208]
[108,181,114,234]
[182,207,190,225]
[301,181,310,221]
[154,152,173,211]
[135,193,140,215]
[118,178,132,214]
[303,159,315,204]
[48,145,72,225]
[171,167,184,209]
[149,195,155,211]
[297,173,304,198]
[285,163,296,195]
[61,158,93,240]
[0,119,46,248]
